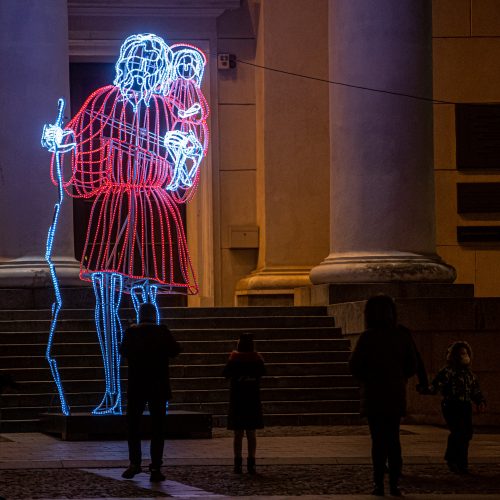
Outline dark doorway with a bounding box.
[69,63,115,263]
[69,63,188,305]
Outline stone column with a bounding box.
[236,0,331,305]
[0,0,81,287]
[310,0,455,284]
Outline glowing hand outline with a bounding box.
[41,124,76,154]
[178,103,202,119]
[41,98,76,154]
[164,130,203,191]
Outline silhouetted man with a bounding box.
[119,303,181,481]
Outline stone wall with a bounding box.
[433,0,500,297]
[330,297,500,426]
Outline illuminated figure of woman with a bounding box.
[41,33,209,415]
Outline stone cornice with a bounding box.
[68,0,240,18]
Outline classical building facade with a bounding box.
[1,0,500,307]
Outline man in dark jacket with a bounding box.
[349,294,418,497]
[119,302,181,482]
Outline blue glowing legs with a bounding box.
[92,272,124,415]
[131,280,160,324]
[130,280,168,414]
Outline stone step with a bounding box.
[1,361,350,381]
[1,399,360,421]
[0,338,350,357]
[174,387,360,404]
[168,400,361,414]
[0,326,343,344]
[1,393,104,409]
[0,287,187,310]
[180,350,352,365]
[0,413,362,431]
[0,351,350,374]
[0,315,336,332]
[0,413,362,432]
[0,299,359,429]
[0,306,329,320]
[10,374,357,393]
[1,387,360,408]
[0,349,352,368]
[214,413,361,426]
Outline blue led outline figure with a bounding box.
[41,98,76,416]
[41,34,209,417]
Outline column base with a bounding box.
[0,256,83,288]
[310,251,456,284]
[235,266,312,306]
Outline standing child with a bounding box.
[223,333,266,474]
[430,341,487,474]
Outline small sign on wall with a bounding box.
[229,226,259,248]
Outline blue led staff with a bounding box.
[41,98,76,416]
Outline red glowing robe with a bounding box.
[52,84,209,293]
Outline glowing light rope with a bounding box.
[164,130,204,191]
[92,272,124,414]
[131,281,160,325]
[42,33,209,416]
[114,33,172,109]
[41,98,76,416]
[170,44,206,86]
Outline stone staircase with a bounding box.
[0,292,359,431]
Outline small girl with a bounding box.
[223,333,266,474]
[430,341,487,474]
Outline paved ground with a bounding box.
[0,425,499,499]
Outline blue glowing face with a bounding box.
[114,33,172,107]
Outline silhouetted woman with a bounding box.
[349,294,417,497]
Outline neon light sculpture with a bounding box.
[41,33,209,415]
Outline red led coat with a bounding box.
[52,84,209,294]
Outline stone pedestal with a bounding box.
[295,282,474,307]
[236,266,312,306]
[310,0,455,286]
[0,0,81,288]
[40,411,212,440]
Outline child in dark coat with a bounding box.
[430,341,486,474]
[223,333,266,474]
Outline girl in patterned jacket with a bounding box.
[430,341,487,474]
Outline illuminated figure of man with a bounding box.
[41,34,209,415]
